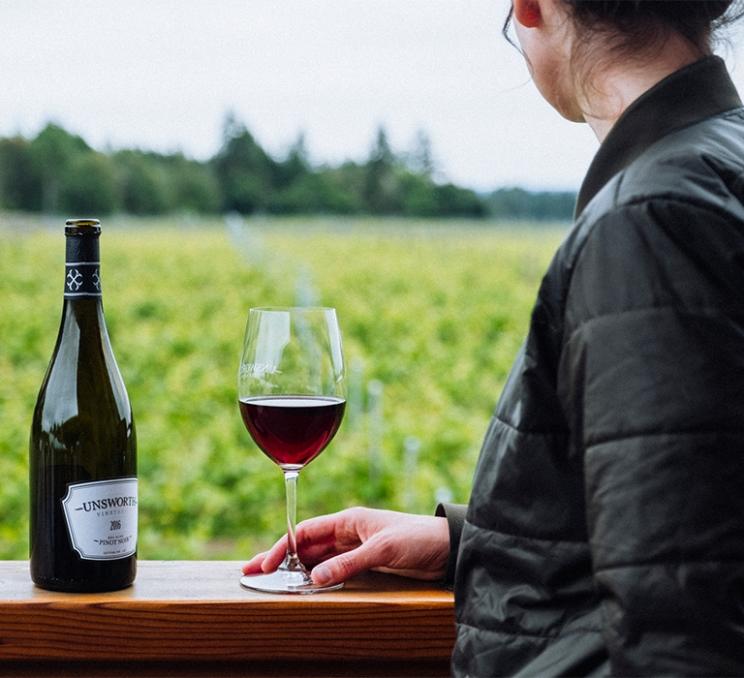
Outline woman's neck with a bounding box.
[582,35,706,142]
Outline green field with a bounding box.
[0,215,565,559]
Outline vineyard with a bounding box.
[0,215,565,559]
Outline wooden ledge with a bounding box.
[0,561,455,676]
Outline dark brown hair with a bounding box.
[503,1,744,58]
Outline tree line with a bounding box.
[0,115,576,220]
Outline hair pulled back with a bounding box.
[504,1,744,60]
[564,0,743,54]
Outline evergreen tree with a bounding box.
[60,152,119,215]
[115,150,172,214]
[363,126,402,214]
[408,129,435,177]
[277,131,310,187]
[213,113,277,214]
[0,136,40,211]
[30,123,90,213]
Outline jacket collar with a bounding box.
[575,56,742,218]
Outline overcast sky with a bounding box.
[1,1,743,191]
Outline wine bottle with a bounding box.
[29,219,137,592]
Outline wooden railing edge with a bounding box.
[0,560,455,675]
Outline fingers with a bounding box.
[295,512,354,545]
[242,509,368,577]
[296,538,338,566]
[242,551,267,575]
[260,534,289,572]
[311,534,390,586]
[241,533,287,575]
[241,527,338,576]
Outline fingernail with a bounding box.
[312,565,331,585]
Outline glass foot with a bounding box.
[240,568,343,594]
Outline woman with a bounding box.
[245,1,744,674]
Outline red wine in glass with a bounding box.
[238,306,346,594]
[239,396,345,469]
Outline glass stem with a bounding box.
[283,470,303,571]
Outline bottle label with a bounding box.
[61,478,138,561]
[64,262,102,298]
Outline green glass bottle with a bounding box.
[29,219,137,592]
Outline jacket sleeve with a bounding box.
[435,502,466,587]
[560,200,744,675]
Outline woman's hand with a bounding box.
[242,507,450,587]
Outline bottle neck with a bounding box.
[64,234,102,300]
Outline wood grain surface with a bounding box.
[0,561,455,672]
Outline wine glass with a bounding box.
[238,307,346,594]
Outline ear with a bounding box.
[513,0,543,28]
